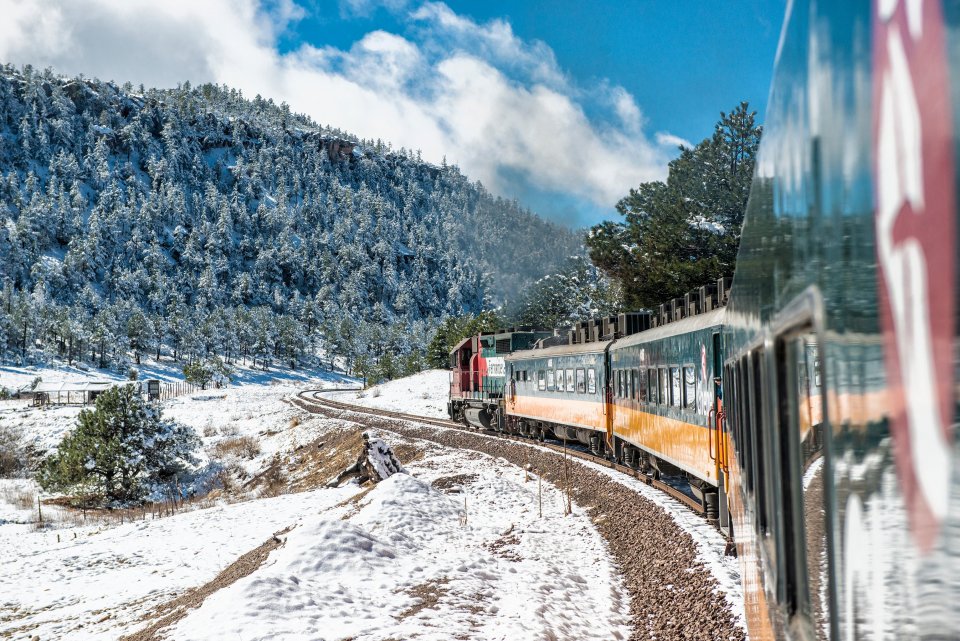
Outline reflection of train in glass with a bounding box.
[449,3,959,638]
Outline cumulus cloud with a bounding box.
[0,0,682,224]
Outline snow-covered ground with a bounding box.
[0,357,355,394]
[325,368,450,418]
[167,452,630,641]
[0,369,632,641]
[323,369,746,629]
[0,363,353,456]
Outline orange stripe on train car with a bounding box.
[509,395,719,485]
[611,404,719,484]
[509,395,607,431]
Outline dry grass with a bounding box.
[0,485,35,510]
[219,423,240,437]
[289,415,301,428]
[398,577,450,620]
[0,425,32,478]
[211,436,261,461]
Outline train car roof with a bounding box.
[449,335,473,355]
[613,307,726,349]
[505,338,613,361]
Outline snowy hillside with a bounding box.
[327,368,450,418]
[0,64,583,374]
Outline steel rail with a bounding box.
[292,388,706,516]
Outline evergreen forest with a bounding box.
[0,65,583,378]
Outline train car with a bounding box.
[721,1,960,639]
[448,328,550,429]
[502,339,611,448]
[608,307,728,521]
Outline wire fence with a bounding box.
[157,380,202,402]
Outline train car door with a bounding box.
[713,330,730,530]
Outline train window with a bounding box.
[630,369,638,401]
[670,367,681,408]
[683,366,696,409]
[659,368,668,405]
[587,367,596,394]
[637,369,647,402]
[576,368,586,393]
[538,370,546,391]
[557,369,563,392]
[565,368,575,393]
[737,357,754,494]
[546,369,555,391]
[616,370,623,398]
[749,350,770,537]
[776,331,826,635]
[648,369,657,404]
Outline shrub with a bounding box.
[37,385,199,504]
[183,356,233,390]
[212,436,261,461]
[0,426,29,477]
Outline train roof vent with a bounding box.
[495,338,512,354]
[671,298,686,322]
[716,276,732,306]
[618,312,651,337]
[658,303,671,326]
[568,328,579,345]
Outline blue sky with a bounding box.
[0,0,786,227]
[285,0,785,146]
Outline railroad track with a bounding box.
[292,388,707,516]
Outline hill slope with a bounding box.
[0,64,582,373]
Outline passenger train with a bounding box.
[448,2,960,639]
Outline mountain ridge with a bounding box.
[0,64,583,375]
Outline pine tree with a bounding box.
[587,102,761,309]
[37,385,199,504]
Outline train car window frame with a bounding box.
[576,368,586,394]
[648,369,657,404]
[637,368,647,403]
[658,368,668,405]
[546,369,555,391]
[683,366,696,410]
[538,370,546,391]
[773,322,829,638]
[587,367,596,394]
[616,370,623,398]
[670,367,681,408]
[565,368,575,393]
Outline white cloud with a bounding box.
[655,132,694,150]
[0,0,677,223]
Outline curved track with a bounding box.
[292,388,707,516]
